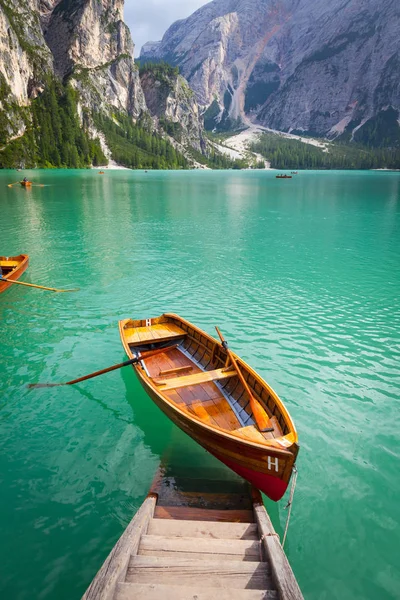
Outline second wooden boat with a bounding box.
[119,313,299,501]
[0,254,29,293]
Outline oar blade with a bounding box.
[27,383,63,388]
[252,401,274,432]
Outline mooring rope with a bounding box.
[282,465,298,548]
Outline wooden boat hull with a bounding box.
[119,314,299,502]
[20,181,32,187]
[0,254,29,293]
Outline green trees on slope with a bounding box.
[31,78,106,168]
[250,133,400,170]
[94,111,188,169]
[0,76,106,169]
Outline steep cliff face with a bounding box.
[257,0,400,142]
[139,64,206,152]
[44,0,146,117]
[141,0,400,143]
[0,0,53,141]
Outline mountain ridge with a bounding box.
[141,0,400,146]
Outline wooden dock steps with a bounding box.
[82,471,303,600]
[138,534,260,561]
[126,555,272,588]
[147,518,258,539]
[153,505,254,522]
[115,582,279,600]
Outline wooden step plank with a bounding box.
[139,535,261,562]
[154,505,254,522]
[148,519,258,540]
[154,368,236,391]
[115,582,279,600]
[127,556,273,590]
[156,490,253,510]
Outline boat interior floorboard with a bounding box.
[136,338,283,442]
[143,347,242,432]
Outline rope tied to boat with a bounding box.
[282,465,298,548]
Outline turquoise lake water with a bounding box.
[0,169,399,599]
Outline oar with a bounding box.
[28,344,179,388]
[7,181,21,187]
[215,326,274,433]
[0,276,79,293]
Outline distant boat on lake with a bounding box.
[276,174,292,179]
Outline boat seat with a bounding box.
[154,367,237,391]
[125,323,187,346]
[0,261,19,267]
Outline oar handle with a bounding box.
[215,326,226,346]
[28,343,180,388]
[66,344,179,385]
[65,356,139,384]
[0,276,79,293]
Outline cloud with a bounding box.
[124,0,208,55]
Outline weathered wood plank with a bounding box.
[115,582,279,600]
[126,323,186,345]
[253,492,304,600]
[126,556,273,589]
[147,519,258,540]
[81,495,157,600]
[138,534,261,561]
[154,505,254,522]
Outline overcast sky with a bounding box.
[124,0,209,56]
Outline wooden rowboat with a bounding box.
[20,180,32,187]
[276,174,292,179]
[0,254,29,293]
[119,314,299,502]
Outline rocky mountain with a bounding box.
[0,0,206,167]
[139,63,206,153]
[141,0,400,145]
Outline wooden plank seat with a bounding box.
[124,323,187,346]
[0,260,19,267]
[154,368,237,391]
